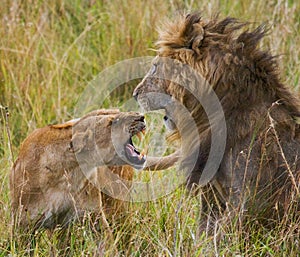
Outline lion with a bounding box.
[10,109,179,231]
[133,13,300,220]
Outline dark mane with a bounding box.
[156,13,300,118]
[133,11,300,224]
[133,13,300,224]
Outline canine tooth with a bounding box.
[136,132,142,141]
[138,147,147,160]
[140,146,148,156]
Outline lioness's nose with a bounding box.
[134,114,144,122]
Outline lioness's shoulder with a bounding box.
[17,109,120,156]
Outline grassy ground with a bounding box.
[0,0,300,256]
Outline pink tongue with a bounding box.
[126,144,139,157]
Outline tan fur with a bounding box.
[76,166,134,219]
[10,109,143,230]
[134,13,300,219]
[11,108,180,231]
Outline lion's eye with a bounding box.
[149,64,157,75]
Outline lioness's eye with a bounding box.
[112,118,120,124]
[149,64,157,75]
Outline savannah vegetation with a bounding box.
[0,0,299,256]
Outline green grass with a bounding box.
[1,0,300,256]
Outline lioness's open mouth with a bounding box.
[124,118,146,167]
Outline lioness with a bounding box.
[133,13,300,219]
[10,109,178,230]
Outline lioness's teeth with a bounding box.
[137,132,142,141]
[138,146,148,160]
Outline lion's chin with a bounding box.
[136,97,151,112]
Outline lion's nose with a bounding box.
[132,89,138,101]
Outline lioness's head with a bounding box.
[71,111,146,169]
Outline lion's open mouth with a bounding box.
[124,124,146,167]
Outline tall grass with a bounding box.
[1,0,299,256]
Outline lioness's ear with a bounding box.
[106,116,115,125]
[70,129,94,153]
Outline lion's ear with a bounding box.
[70,129,94,153]
[183,13,204,54]
[190,23,204,54]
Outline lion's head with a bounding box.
[133,13,300,131]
